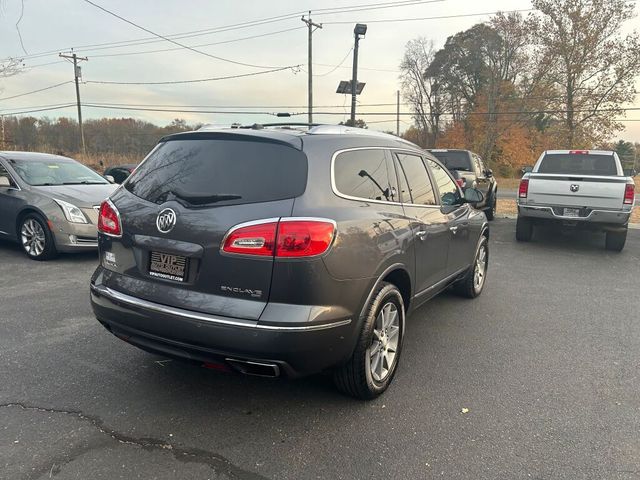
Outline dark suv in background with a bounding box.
[428,149,498,220]
[90,125,489,399]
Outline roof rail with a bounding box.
[308,125,418,147]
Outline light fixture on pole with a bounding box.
[350,23,367,124]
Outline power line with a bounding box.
[88,26,305,58]
[0,104,76,116]
[0,81,73,101]
[312,48,353,77]
[81,0,298,70]
[84,66,296,85]
[322,8,534,24]
[2,0,447,62]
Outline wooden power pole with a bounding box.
[301,12,322,125]
[60,52,88,155]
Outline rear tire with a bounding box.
[453,235,489,299]
[605,229,627,252]
[19,213,57,261]
[516,216,533,242]
[334,282,404,400]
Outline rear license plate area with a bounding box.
[563,207,580,218]
[149,251,188,282]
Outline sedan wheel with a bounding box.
[19,214,57,260]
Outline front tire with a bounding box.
[19,213,57,260]
[605,229,627,252]
[484,191,496,221]
[453,235,489,299]
[516,216,533,242]
[334,282,404,400]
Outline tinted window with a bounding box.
[125,138,308,206]
[538,154,617,176]
[426,159,460,206]
[429,150,472,171]
[9,158,108,186]
[395,154,436,205]
[334,149,398,202]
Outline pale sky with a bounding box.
[1,0,639,142]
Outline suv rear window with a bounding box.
[125,138,307,206]
[429,151,472,172]
[538,154,617,176]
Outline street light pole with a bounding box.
[350,24,367,124]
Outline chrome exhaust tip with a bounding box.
[225,358,280,378]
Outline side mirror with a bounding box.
[485,168,493,178]
[464,187,484,205]
[105,175,115,184]
[0,176,11,188]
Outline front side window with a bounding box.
[334,149,398,203]
[395,153,436,205]
[426,159,461,206]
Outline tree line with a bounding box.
[399,0,640,175]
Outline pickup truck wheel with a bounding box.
[453,236,488,298]
[484,195,496,221]
[605,229,627,252]
[334,282,404,400]
[516,216,533,242]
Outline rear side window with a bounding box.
[334,149,399,203]
[395,153,436,205]
[125,138,307,206]
[429,150,472,172]
[426,159,460,206]
[538,154,617,176]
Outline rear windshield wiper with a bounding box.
[165,189,242,206]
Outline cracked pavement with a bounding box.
[1,220,640,479]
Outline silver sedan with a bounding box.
[0,151,117,260]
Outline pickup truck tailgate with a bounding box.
[527,174,627,209]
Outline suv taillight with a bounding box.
[222,219,336,257]
[98,199,122,237]
[518,179,529,198]
[624,183,635,205]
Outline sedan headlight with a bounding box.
[53,198,88,224]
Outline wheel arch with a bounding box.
[359,263,413,320]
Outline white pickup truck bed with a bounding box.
[516,150,635,251]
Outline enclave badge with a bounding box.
[156,208,177,233]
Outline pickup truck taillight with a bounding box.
[624,183,635,205]
[518,179,529,198]
[455,178,465,188]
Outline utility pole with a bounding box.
[350,24,367,124]
[396,90,400,136]
[59,52,88,155]
[301,12,322,125]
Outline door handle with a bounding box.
[416,230,428,240]
[449,226,459,234]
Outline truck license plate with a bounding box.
[563,208,580,218]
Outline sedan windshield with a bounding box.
[9,158,108,186]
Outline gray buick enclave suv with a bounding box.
[90,124,489,398]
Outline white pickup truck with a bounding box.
[516,150,635,251]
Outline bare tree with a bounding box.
[400,38,444,147]
[1,58,24,79]
[532,0,640,147]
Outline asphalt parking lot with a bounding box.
[1,219,639,480]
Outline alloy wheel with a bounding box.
[368,301,400,382]
[473,243,488,293]
[21,219,46,257]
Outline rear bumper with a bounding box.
[518,204,631,226]
[90,282,355,378]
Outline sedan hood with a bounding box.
[33,184,118,207]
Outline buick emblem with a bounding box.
[156,208,177,233]
[570,184,580,192]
